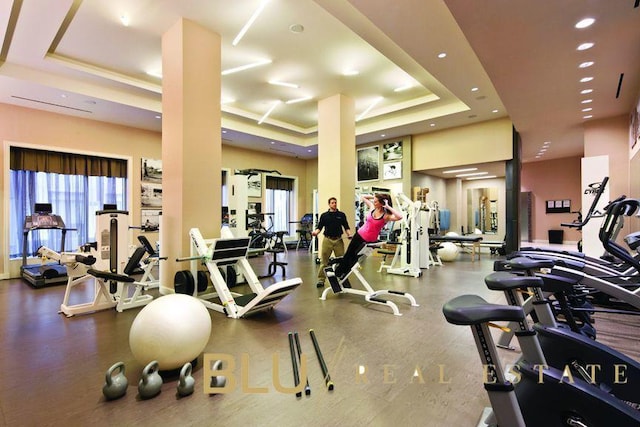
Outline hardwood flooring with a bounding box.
[0,249,637,427]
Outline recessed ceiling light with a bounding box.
[120,14,130,27]
[583,115,593,119]
[270,141,275,144]
[289,24,304,33]
[467,175,496,181]
[222,130,227,133]
[437,52,447,59]
[581,99,593,104]
[307,149,312,152]
[471,87,479,92]
[268,80,299,88]
[536,155,541,158]
[492,109,499,113]
[575,18,595,29]
[443,167,478,174]
[581,89,593,94]
[429,123,436,127]
[61,94,67,98]
[580,77,594,83]
[543,141,551,145]
[579,61,594,68]
[380,134,386,138]
[539,148,547,152]
[285,96,312,104]
[222,59,272,75]
[232,0,269,46]
[582,107,593,112]
[155,115,161,119]
[577,42,594,51]
[456,172,488,177]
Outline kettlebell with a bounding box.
[102,362,128,400]
[209,359,227,391]
[177,362,195,397]
[138,360,162,399]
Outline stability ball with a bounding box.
[129,294,211,371]
[438,242,459,262]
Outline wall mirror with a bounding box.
[467,188,498,234]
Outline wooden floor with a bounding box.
[0,248,638,427]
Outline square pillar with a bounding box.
[160,18,221,293]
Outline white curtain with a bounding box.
[9,170,126,258]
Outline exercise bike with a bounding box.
[443,294,640,426]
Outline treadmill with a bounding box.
[21,203,74,288]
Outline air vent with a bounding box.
[11,95,92,113]
[269,147,298,156]
[476,95,487,100]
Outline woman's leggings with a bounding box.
[333,232,367,278]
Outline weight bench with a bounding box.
[176,227,302,319]
[321,242,419,316]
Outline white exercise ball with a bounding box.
[438,242,459,262]
[129,294,211,370]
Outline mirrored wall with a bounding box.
[467,187,498,234]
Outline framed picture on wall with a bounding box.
[141,209,161,232]
[247,173,262,197]
[383,161,402,180]
[382,141,403,161]
[141,158,162,183]
[141,183,162,207]
[357,146,379,181]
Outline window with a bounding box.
[9,146,128,258]
[264,175,295,235]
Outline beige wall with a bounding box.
[411,119,513,237]
[412,117,513,171]
[1,103,312,278]
[355,136,412,195]
[1,103,161,277]
[3,102,636,276]
[521,157,582,244]
[221,144,309,219]
[630,149,640,233]
[521,115,633,245]
[461,178,506,239]
[584,114,630,201]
